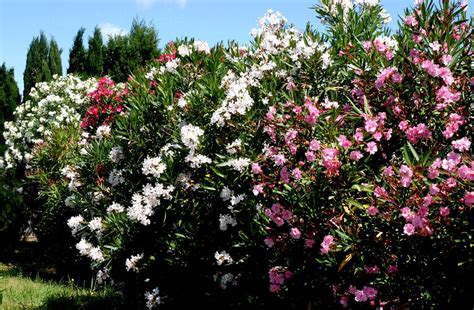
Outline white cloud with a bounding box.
[99,23,128,38]
[136,0,187,9]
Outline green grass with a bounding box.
[0,263,125,309]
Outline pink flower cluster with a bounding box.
[322,148,341,177]
[264,203,292,227]
[442,113,465,138]
[320,235,335,254]
[269,267,293,293]
[343,285,378,305]
[402,122,432,144]
[375,67,402,89]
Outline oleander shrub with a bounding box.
[1,0,472,308]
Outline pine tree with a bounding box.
[86,26,104,76]
[68,28,87,75]
[48,37,63,77]
[128,19,159,71]
[23,32,51,99]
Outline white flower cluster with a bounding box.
[180,124,204,151]
[96,125,111,140]
[222,157,251,173]
[142,156,166,178]
[215,250,233,266]
[1,74,96,169]
[88,217,104,235]
[144,287,162,309]
[109,146,124,163]
[76,238,105,262]
[61,165,81,191]
[211,10,328,126]
[178,40,211,56]
[219,214,237,231]
[108,168,125,186]
[67,215,84,235]
[107,202,125,213]
[125,253,144,273]
[127,183,175,225]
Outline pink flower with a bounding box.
[405,15,418,26]
[401,207,415,221]
[436,86,460,109]
[363,286,378,300]
[305,151,316,162]
[273,154,286,166]
[364,119,378,133]
[305,239,315,248]
[264,237,275,248]
[280,167,290,184]
[464,192,474,207]
[353,129,364,143]
[366,141,378,155]
[281,209,292,221]
[440,207,450,217]
[309,139,321,151]
[367,206,379,216]
[354,290,367,302]
[399,120,409,131]
[253,184,264,196]
[458,164,474,181]
[338,135,352,149]
[363,41,372,51]
[266,106,276,121]
[251,163,262,174]
[429,41,441,52]
[388,265,398,274]
[290,227,301,239]
[403,223,416,236]
[292,168,302,180]
[320,235,334,254]
[440,54,452,66]
[350,151,363,161]
[452,137,471,152]
[399,165,413,187]
[383,166,394,177]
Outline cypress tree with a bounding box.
[23,31,51,99]
[87,26,104,76]
[104,34,131,82]
[128,19,159,71]
[68,27,87,75]
[0,63,20,145]
[48,37,63,77]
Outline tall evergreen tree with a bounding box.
[0,63,20,146]
[104,34,131,82]
[67,27,87,75]
[86,26,104,76]
[128,19,159,71]
[48,37,63,77]
[23,32,51,99]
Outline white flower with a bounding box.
[144,287,161,309]
[178,44,191,56]
[107,202,125,213]
[89,246,105,262]
[185,154,211,168]
[193,40,210,54]
[180,124,205,151]
[145,67,158,80]
[220,273,236,289]
[125,253,144,272]
[219,214,237,231]
[67,215,83,234]
[226,139,242,154]
[88,217,104,233]
[220,186,234,201]
[109,146,124,163]
[142,156,166,178]
[96,125,111,140]
[230,194,246,206]
[108,169,125,186]
[76,238,92,256]
[215,250,233,266]
[222,157,250,172]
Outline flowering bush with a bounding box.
[2,0,472,308]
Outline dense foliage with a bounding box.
[1,0,472,308]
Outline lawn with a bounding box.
[0,263,124,309]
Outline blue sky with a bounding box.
[0,0,471,95]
